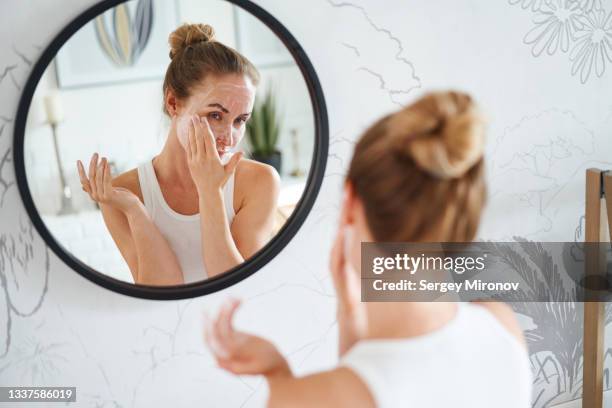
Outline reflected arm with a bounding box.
[99,201,184,286]
[199,161,279,277]
[77,155,184,285]
[265,368,375,408]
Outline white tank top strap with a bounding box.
[224,170,236,219]
[137,160,157,216]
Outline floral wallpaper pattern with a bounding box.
[514,0,612,83]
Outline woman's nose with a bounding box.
[225,126,236,146]
[216,127,234,146]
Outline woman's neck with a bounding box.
[153,128,197,192]
[363,302,458,340]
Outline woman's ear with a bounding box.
[340,181,356,227]
[165,89,179,117]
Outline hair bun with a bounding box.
[168,23,215,59]
[388,91,487,179]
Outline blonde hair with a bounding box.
[346,91,487,242]
[162,23,260,115]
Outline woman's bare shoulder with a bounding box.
[111,168,144,203]
[233,158,280,206]
[235,158,280,185]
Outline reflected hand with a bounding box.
[77,153,141,214]
[204,298,291,378]
[330,223,368,355]
[186,115,242,196]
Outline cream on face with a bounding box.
[175,80,255,158]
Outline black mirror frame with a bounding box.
[13,0,328,300]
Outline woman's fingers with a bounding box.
[96,158,106,199]
[87,153,97,180]
[77,160,91,194]
[211,299,243,361]
[204,312,229,359]
[104,157,113,187]
[220,299,241,342]
[209,302,235,359]
[188,116,196,158]
[215,299,239,345]
[218,357,251,375]
[341,226,362,313]
[333,188,357,303]
[331,188,352,276]
[224,152,243,176]
[88,153,99,196]
[332,225,359,313]
[77,160,87,182]
[192,116,204,156]
[200,116,218,159]
[186,127,193,160]
[103,158,113,197]
[217,358,240,373]
[213,302,227,342]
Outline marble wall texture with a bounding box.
[1,0,612,407]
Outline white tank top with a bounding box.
[136,157,236,283]
[339,303,532,408]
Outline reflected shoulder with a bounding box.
[235,158,281,192]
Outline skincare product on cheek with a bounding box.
[176,115,191,149]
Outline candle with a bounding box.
[44,93,64,124]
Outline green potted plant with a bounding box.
[246,87,282,173]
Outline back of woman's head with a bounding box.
[346,91,487,242]
[162,23,260,115]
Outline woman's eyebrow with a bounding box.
[207,103,229,113]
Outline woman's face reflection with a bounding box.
[176,74,256,157]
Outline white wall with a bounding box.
[2,0,612,407]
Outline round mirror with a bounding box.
[14,0,328,299]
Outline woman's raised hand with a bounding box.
[77,153,141,214]
[204,298,291,378]
[186,114,242,195]
[330,222,368,356]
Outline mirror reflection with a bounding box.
[24,0,315,285]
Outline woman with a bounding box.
[204,91,532,407]
[76,23,280,286]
